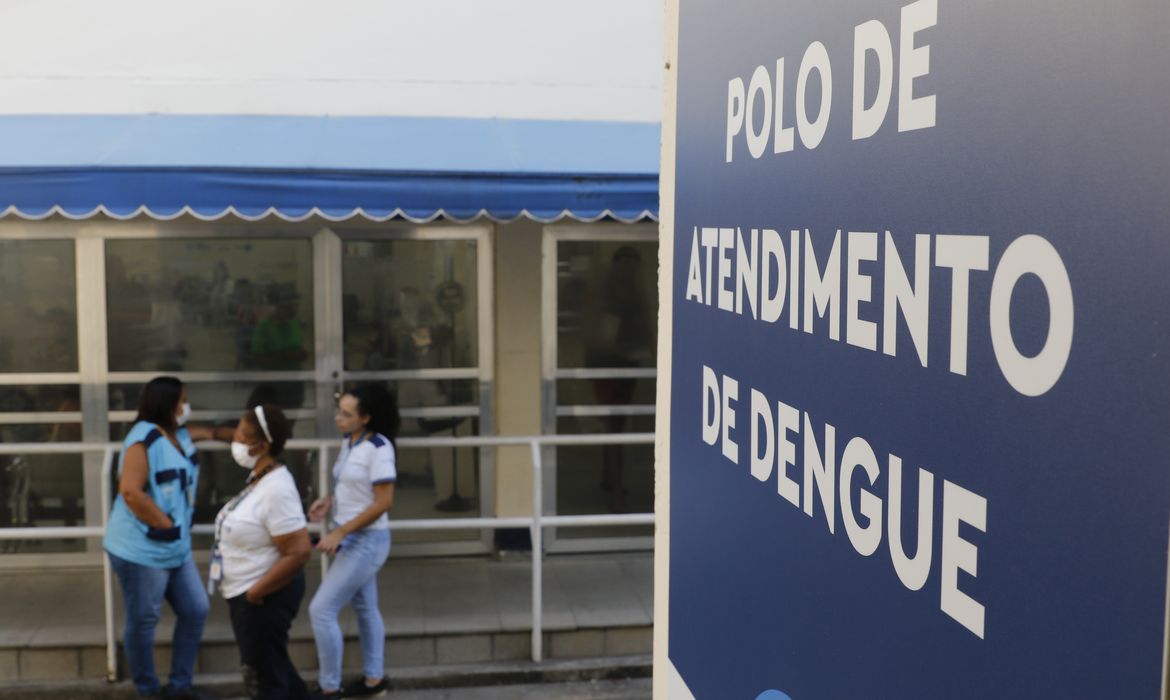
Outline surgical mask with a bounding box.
[231,441,260,469]
[176,402,192,427]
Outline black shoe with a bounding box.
[308,685,344,700]
[342,676,389,697]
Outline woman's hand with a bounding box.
[308,496,332,523]
[245,587,264,605]
[315,529,345,555]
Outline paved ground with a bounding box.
[223,679,653,700]
[0,552,653,649]
[338,678,651,699]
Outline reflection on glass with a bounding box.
[0,454,85,553]
[392,380,478,435]
[110,381,315,414]
[0,241,78,373]
[554,240,656,539]
[342,239,478,371]
[557,241,656,370]
[105,239,314,373]
[392,437,480,543]
[0,383,85,552]
[555,415,653,538]
[556,378,655,407]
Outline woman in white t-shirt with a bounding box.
[211,404,312,700]
[307,383,398,698]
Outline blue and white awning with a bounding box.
[0,116,659,223]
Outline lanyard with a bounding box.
[207,464,277,595]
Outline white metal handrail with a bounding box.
[0,432,655,678]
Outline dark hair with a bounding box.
[346,383,400,447]
[245,383,280,410]
[242,404,291,458]
[136,376,183,432]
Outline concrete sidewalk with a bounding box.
[0,552,654,684]
[1,656,653,700]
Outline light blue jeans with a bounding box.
[309,527,391,690]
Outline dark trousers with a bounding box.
[227,571,310,700]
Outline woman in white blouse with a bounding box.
[211,404,312,700]
[307,383,398,698]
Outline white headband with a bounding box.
[254,405,273,443]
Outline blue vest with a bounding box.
[103,421,199,569]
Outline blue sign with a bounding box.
[668,1,1170,698]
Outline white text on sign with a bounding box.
[726,0,937,162]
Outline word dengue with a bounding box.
[701,365,988,638]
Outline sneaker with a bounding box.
[342,676,389,697]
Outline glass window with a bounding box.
[556,378,655,407]
[105,239,315,373]
[342,240,478,371]
[551,237,657,536]
[0,385,85,553]
[109,380,316,420]
[555,414,654,537]
[0,240,78,373]
[556,240,657,369]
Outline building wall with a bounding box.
[0,0,663,123]
[492,220,543,517]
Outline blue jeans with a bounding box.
[309,528,391,691]
[108,552,209,695]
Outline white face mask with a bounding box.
[176,402,192,427]
[231,441,260,469]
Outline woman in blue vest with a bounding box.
[103,376,233,699]
[307,383,399,698]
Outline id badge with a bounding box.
[207,550,223,596]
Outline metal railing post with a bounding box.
[100,447,117,682]
[319,444,330,578]
[530,439,544,663]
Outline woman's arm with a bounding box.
[245,528,311,604]
[185,424,236,443]
[315,483,394,555]
[118,443,173,530]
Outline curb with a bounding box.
[0,655,652,699]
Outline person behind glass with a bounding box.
[210,404,312,700]
[103,376,233,700]
[307,384,399,698]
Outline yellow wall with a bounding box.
[492,220,543,516]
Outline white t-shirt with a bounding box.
[332,433,397,530]
[216,467,307,599]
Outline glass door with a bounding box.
[0,237,87,563]
[541,224,657,552]
[335,224,495,556]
